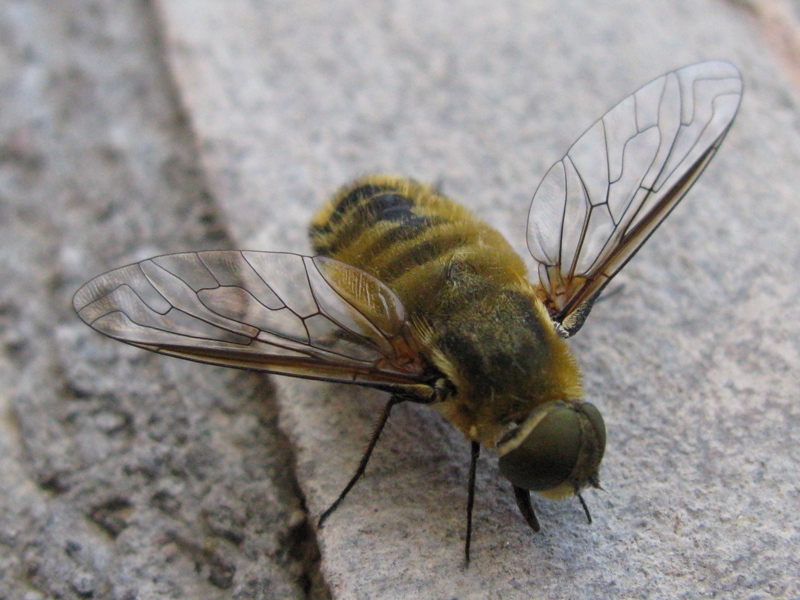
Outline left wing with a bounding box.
[527,61,743,336]
[73,251,433,396]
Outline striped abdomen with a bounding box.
[309,175,529,319]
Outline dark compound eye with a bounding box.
[498,402,605,492]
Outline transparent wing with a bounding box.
[73,251,432,395]
[527,61,742,336]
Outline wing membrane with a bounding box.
[73,251,431,394]
[527,61,742,335]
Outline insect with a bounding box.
[73,61,742,561]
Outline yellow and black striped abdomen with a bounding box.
[309,175,529,318]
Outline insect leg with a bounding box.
[464,440,480,564]
[318,395,405,527]
[577,491,593,524]
[512,485,541,533]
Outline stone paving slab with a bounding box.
[154,0,800,597]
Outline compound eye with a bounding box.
[498,404,582,491]
[581,402,606,459]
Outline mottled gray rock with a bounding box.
[155,0,800,597]
[0,1,322,598]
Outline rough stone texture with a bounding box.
[0,1,324,598]
[2,0,800,598]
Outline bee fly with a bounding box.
[73,61,742,561]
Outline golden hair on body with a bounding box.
[311,175,585,455]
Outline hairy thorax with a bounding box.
[310,175,583,447]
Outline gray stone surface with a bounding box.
[3,0,800,598]
[0,1,324,598]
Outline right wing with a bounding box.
[527,61,742,336]
[73,251,433,397]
